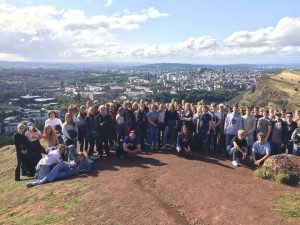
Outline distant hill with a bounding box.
[229,70,300,111]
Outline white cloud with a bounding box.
[223,17,300,48]
[0,1,299,63]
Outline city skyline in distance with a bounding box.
[0,0,300,64]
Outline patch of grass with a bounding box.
[254,166,273,179]
[98,194,110,202]
[274,172,299,186]
[105,218,122,225]
[111,202,122,209]
[15,214,63,225]
[272,194,300,218]
[64,196,81,210]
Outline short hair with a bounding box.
[48,110,56,118]
[98,105,106,111]
[257,132,265,139]
[17,123,25,130]
[237,130,245,136]
[77,152,87,159]
[79,105,86,111]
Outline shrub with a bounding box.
[254,167,273,179]
[274,172,299,186]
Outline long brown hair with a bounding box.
[179,125,189,139]
[43,124,57,142]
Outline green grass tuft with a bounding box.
[274,172,299,186]
[272,194,300,218]
[254,166,273,179]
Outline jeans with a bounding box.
[293,146,300,156]
[29,163,73,187]
[227,146,238,161]
[68,145,77,162]
[36,165,52,180]
[148,124,159,146]
[225,134,235,149]
[199,130,209,151]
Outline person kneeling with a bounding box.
[116,130,141,158]
[251,132,271,167]
[176,125,192,157]
[227,130,248,167]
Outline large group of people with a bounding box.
[13,98,300,186]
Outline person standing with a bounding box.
[197,106,212,152]
[14,123,30,181]
[147,104,160,150]
[85,107,98,162]
[286,112,297,154]
[256,109,272,142]
[224,106,243,153]
[242,107,257,153]
[270,112,288,154]
[77,106,88,152]
[96,105,113,157]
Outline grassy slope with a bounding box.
[0,146,90,225]
[229,70,300,111]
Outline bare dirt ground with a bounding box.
[1,147,300,225]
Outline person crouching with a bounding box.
[226,130,248,167]
[116,130,141,158]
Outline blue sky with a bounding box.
[1,0,300,63]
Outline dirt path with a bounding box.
[71,151,300,225]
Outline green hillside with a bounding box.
[229,70,300,111]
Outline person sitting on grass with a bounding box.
[26,152,91,188]
[116,130,141,158]
[251,132,271,167]
[35,144,65,180]
[226,129,248,167]
[176,125,192,157]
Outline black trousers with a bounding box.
[87,136,96,157]
[15,152,27,180]
[96,136,109,156]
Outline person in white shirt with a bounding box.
[45,111,63,129]
[36,145,65,180]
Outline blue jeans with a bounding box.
[148,125,159,146]
[227,146,238,161]
[29,163,74,186]
[199,130,209,151]
[225,134,235,148]
[36,165,52,180]
[293,146,300,156]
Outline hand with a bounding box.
[21,149,28,154]
[254,159,261,166]
[281,144,285,147]
[242,153,247,160]
[207,130,210,135]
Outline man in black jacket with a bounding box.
[270,113,288,154]
[96,105,113,157]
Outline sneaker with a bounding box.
[26,182,35,188]
[232,160,238,167]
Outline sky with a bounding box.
[0,0,300,64]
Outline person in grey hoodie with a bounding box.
[242,107,257,152]
[224,106,243,154]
